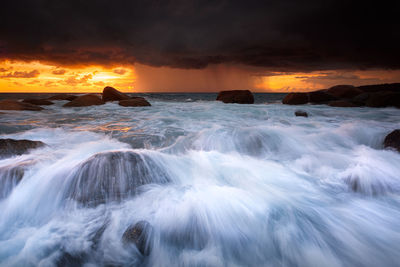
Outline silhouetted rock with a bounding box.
[63,94,105,107]
[295,110,308,117]
[0,139,45,158]
[326,85,363,98]
[67,151,170,206]
[216,90,254,104]
[308,90,337,104]
[358,83,400,93]
[47,94,77,101]
[282,93,308,105]
[122,220,153,256]
[352,93,370,106]
[0,100,44,111]
[102,86,130,102]
[22,98,54,105]
[365,92,400,108]
[119,98,151,107]
[329,100,359,107]
[384,129,400,152]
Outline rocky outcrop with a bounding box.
[63,94,105,107]
[102,86,130,102]
[22,98,54,105]
[66,151,170,206]
[216,90,254,104]
[326,85,363,99]
[0,139,45,158]
[282,93,308,105]
[122,220,153,255]
[294,110,308,117]
[384,129,400,152]
[119,98,151,107]
[308,90,337,104]
[365,92,400,108]
[329,100,359,107]
[0,100,44,111]
[358,83,400,93]
[47,94,77,101]
[0,160,34,198]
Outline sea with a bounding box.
[0,92,400,266]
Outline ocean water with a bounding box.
[0,93,400,267]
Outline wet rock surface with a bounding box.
[63,94,105,107]
[0,100,44,111]
[216,90,254,104]
[102,86,130,102]
[384,129,400,152]
[22,98,54,105]
[122,220,153,256]
[0,138,45,158]
[119,98,151,107]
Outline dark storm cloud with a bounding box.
[0,0,399,71]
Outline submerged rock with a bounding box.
[216,90,254,104]
[102,86,130,102]
[282,93,308,105]
[119,98,151,107]
[294,110,308,117]
[384,129,400,152]
[47,94,77,101]
[0,163,26,198]
[122,220,153,256]
[67,151,170,206]
[22,98,54,105]
[0,100,44,111]
[0,139,45,158]
[326,85,363,99]
[63,94,105,107]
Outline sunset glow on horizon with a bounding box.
[1,60,400,93]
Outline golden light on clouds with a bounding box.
[0,60,136,93]
[1,60,399,93]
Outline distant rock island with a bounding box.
[282,83,400,108]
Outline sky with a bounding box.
[1,0,399,93]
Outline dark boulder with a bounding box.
[102,86,130,102]
[384,129,400,152]
[119,98,151,107]
[328,100,359,107]
[294,110,308,117]
[326,85,363,99]
[122,220,153,256]
[22,98,54,105]
[365,92,400,108]
[0,139,45,158]
[63,94,105,107]
[0,160,35,198]
[358,83,400,93]
[216,90,254,104]
[282,93,308,105]
[47,94,77,101]
[352,93,370,106]
[0,100,44,111]
[66,151,170,206]
[308,90,337,104]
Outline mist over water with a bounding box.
[1,94,400,266]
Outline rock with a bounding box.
[67,151,170,206]
[0,160,34,198]
[308,90,337,104]
[282,93,308,105]
[102,86,130,102]
[0,139,45,158]
[358,83,400,93]
[118,98,151,107]
[326,85,363,99]
[352,93,370,106]
[122,221,153,256]
[47,94,77,101]
[384,129,400,152]
[63,94,105,107]
[294,110,308,117]
[365,92,400,108]
[328,100,359,107]
[22,98,54,105]
[216,90,254,104]
[0,100,44,111]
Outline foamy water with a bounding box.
[1,97,400,266]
